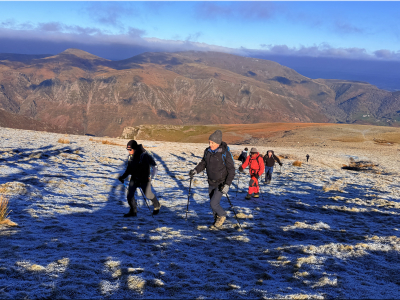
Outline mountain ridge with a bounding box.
[0,49,399,136]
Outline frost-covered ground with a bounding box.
[0,127,400,299]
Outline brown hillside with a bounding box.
[0,49,399,137]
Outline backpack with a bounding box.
[249,155,263,174]
[222,146,234,166]
[203,145,233,166]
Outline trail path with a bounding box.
[0,127,399,299]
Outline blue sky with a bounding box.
[0,1,399,61]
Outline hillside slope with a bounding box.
[0,49,399,136]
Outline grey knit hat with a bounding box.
[208,130,222,144]
[250,147,258,153]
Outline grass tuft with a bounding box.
[292,160,302,167]
[57,138,70,144]
[0,195,11,222]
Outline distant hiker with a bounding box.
[306,154,310,162]
[263,150,282,184]
[238,148,248,164]
[239,148,264,200]
[189,130,235,229]
[118,140,160,217]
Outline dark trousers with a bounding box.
[127,179,160,212]
[208,185,227,217]
[265,166,274,182]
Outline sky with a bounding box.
[0,1,399,90]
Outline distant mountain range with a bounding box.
[0,48,399,136]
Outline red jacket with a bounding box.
[241,153,265,177]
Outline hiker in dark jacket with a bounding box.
[239,148,264,199]
[263,150,282,184]
[238,148,248,164]
[118,140,160,217]
[306,154,310,162]
[189,130,235,229]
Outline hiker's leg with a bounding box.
[249,177,258,194]
[269,166,274,181]
[254,177,260,193]
[209,185,226,217]
[127,180,138,213]
[141,181,160,209]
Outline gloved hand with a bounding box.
[220,184,229,194]
[118,176,124,183]
[150,166,158,179]
[189,169,197,178]
[279,163,283,166]
[239,166,244,173]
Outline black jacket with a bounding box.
[194,142,235,186]
[120,144,156,183]
[263,150,281,167]
[238,151,248,163]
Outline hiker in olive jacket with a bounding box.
[263,150,282,184]
[189,130,235,229]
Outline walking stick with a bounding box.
[138,187,154,218]
[225,193,242,230]
[235,171,241,199]
[258,179,264,201]
[186,177,193,220]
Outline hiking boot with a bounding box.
[212,213,218,225]
[124,210,137,217]
[253,193,259,198]
[245,194,252,200]
[214,215,226,228]
[152,203,161,215]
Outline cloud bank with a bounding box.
[0,21,399,62]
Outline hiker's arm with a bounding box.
[120,161,130,181]
[241,156,250,169]
[146,153,157,167]
[274,155,282,165]
[258,157,265,176]
[224,151,236,186]
[194,153,206,174]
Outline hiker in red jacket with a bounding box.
[239,147,265,200]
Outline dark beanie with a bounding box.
[209,130,222,144]
[127,140,138,149]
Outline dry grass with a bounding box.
[89,138,123,146]
[373,138,395,146]
[292,160,302,167]
[57,138,70,144]
[342,158,380,173]
[0,195,11,221]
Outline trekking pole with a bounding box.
[235,171,241,199]
[186,178,193,220]
[225,193,242,230]
[259,181,264,201]
[138,187,154,218]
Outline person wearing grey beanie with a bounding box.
[189,130,235,229]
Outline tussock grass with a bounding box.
[292,160,302,167]
[89,138,123,146]
[127,275,146,292]
[342,158,381,173]
[0,195,11,222]
[101,140,121,146]
[373,138,395,146]
[57,137,70,144]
